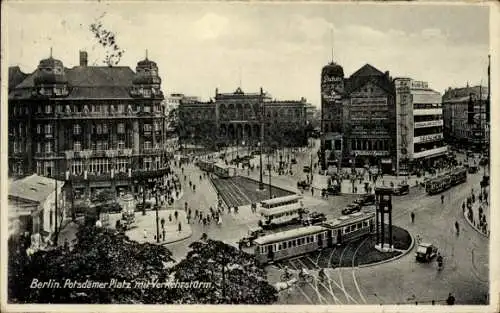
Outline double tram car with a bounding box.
[254,212,375,264]
[425,175,452,195]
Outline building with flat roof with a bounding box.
[442,85,489,152]
[394,78,447,171]
[178,87,308,150]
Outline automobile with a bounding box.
[303,166,311,173]
[302,212,327,226]
[297,180,310,190]
[341,203,362,215]
[415,243,438,262]
[291,158,297,164]
[326,185,340,195]
[354,194,376,206]
[468,166,478,174]
[393,183,410,196]
[239,226,265,247]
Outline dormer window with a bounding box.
[143,89,151,98]
[45,105,52,114]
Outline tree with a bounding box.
[8,225,175,304]
[89,14,125,67]
[170,239,277,304]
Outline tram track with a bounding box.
[276,262,314,304]
[351,237,369,304]
[293,257,342,304]
[337,242,360,304]
[302,255,344,304]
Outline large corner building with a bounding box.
[8,51,169,198]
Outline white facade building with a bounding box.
[395,78,447,171]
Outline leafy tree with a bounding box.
[8,225,175,304]
[89,14,125,67]
[170,239,277,304]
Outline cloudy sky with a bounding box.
[5,1,490,106]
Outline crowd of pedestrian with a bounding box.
[464,185,489,236]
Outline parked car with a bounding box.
[326,185,340,195]
[393,183,410,196]
[239,226,265,247]
[415,243,438,262]
[302,212,327,226]
[297,180,310,190]
[303,166,311,173]
[341,203,362,215]
[354,194,376,206]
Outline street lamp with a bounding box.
[154,186,160,243]
[259,142,264,190]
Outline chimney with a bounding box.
[79,51,88,67]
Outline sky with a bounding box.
[5,1,491,107]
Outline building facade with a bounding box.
[342,64,397,172]
[9,174,65,237]
[178,87,308,150]
[442,85,489,152]
[320,61,345,163]
[395,78,447,171]
[8,51,169,198]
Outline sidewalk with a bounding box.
[463,186,489,237]
[109,210,192,245]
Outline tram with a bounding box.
[426,167,467,195]
[196,160,215,172]
[450,167,467,186]
[213,164,236,178]
[254,212,375,264]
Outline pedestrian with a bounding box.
[441,194,444,204]
[169,213,172,222]
[193,184,196,192]
[446,293,455,305]
[411,212,415,223]
[143,229,148,239]
[462,202,466,212]
[174,210,178,220]
[311,188,314,196]
[195,209,199,217]
[162,229,166,241]
[178,222,182,233]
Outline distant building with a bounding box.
[320,61,345,163]
[442,85,489,152]
[342,64,396,173]
[394,78,447,171]
[178,87,308,150]
[8,51,169,198]
[9,174,65,237]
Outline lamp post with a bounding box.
[268,153,272,199]
[154,186,160,243]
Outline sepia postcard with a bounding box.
[1,1,498,312]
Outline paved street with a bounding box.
[164,149,489,305]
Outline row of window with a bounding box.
[33,140,160,154]
[29,103,163,115]
[414,115,443,122]
[414,103,442,109]
[34,123,162,136]
[351,139,390,151]
[344,221,370,234]
[259,232,325,254]
[36,158,163,177]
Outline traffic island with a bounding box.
[303,225,412,268]
[108,210,192,245]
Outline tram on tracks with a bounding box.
[254,212,375,264]
[196,160,215,172]
[425,167,467,195]
[213,163,237,178]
